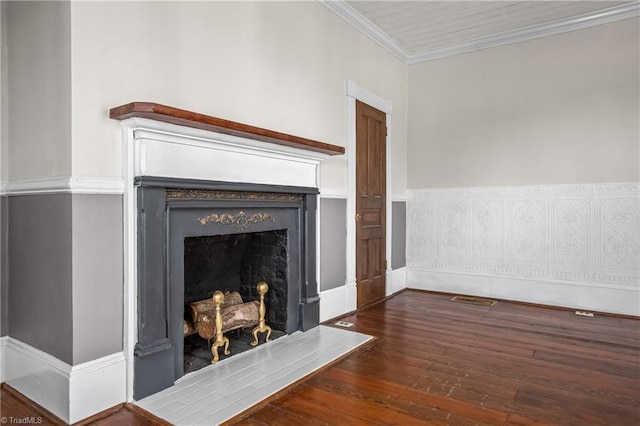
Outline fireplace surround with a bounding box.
[110,102,344,400]
[135,177,318,398]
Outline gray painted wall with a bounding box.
[320,198,347,292]
[71,194,123,364]
[7,194,124,365]
[1,196,8,337]
[392,201,406,270]
[9,194,73,364]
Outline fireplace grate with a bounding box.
[451,295,497,306]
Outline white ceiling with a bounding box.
[319,1,640,63]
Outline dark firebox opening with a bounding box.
[183,230,289,332]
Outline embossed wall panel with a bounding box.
[472,198,504,263]
[507,198,547,268]
[407,184,640,299]
[437,198,470,261]
[407,198,436,262]
[551,198,592,271]
[598,197,640,271]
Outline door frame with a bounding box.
[345,81,393,311]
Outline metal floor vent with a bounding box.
[451,295,497,306]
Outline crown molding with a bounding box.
[317,0,409,63]
[319,1,640,64]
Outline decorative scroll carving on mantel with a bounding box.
[197,211,278,232]
[109,102,345,156]
[166,189,302,202]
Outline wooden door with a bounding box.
[356,100,386,308]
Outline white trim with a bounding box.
[0,180,6,196]
[3,337,126,423]
[387,267,407,297]
[319,285,351,322]
[318,0,408,63]
[127,117,328,188]
[407,182,640,199]
[346,81,393,308]
[408,269,640,317]
[408,2,640,64]
[122,124,137,403]
[319,188,347,199]
[3,337,70,421]
[69,352,127,423]
[346,278,357,312]
[320,1,640,64]
[345,94,357,296]
[3,176,124,195]
[68,176,125,195]
[385,111,393,281]
[346,80,393,115]
[0,335,7,383]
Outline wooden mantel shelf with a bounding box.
[109,102,345,156]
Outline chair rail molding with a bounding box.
[2,176,124,195]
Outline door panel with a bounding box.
[356,100,386,308]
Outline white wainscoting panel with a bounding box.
[3,337,126,423]
[407,183,640,316]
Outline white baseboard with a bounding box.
[3,338,71,421]
[320,285,351,322]
[69,352,126,422]
[3,337,126,423]
[0,335,7,383]
[387,267,407,296]
[346,279,357,312]
[320,272,405,322]
[407,269,640,316]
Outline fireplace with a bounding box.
[182,229,289,374]
[183,230,289,333]
[133,178,319,398]
[110,102,344,401]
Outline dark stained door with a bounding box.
[356,100,386,308]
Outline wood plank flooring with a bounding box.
[2,290,639,425]
[229,290,640,425]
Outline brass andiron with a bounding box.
[210,290,230,364]
[251,281,272,346]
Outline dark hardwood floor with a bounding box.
[2,290,639,425]
[229,290,639,425]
